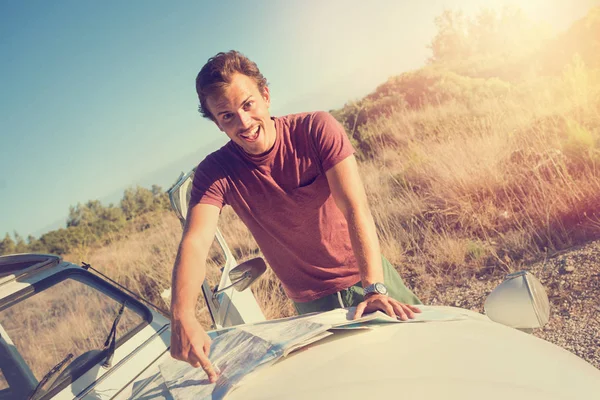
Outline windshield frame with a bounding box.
[0,268,153,400]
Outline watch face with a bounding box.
[375,283,388,295]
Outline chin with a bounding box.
[240,144,263,155]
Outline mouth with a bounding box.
[239,125,260,142]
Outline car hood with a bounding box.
[130,306,600,400]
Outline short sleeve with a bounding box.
[189,155,228,209]
[309,111,355,172]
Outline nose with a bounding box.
[237,110,253,130]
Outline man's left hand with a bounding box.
[353,294,421,321]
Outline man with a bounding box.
[170,51,421,382]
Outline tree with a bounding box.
[151,184,170,211]
[27,235,46,253]
[13,232,28,253]
[0,233,16,255]
[120,186,156,220]
[67,200,126,237]
[428,9,472,64]
[38,229,73,255]
[427,6,551,81]
[67,200,106,228]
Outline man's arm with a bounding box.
[325,155,420,320]
[170,202,221,382]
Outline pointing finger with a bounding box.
[190,346,218,383]
[203,337,212,358]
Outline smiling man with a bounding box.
[170,50,421,381]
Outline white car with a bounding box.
[1,170,599,399]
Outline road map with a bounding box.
[159,307,467,399]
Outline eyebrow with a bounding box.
[216,95,253,116]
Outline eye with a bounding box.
[222,113,233,121]
[244,100,254,110]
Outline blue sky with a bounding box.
[1,0,597,238]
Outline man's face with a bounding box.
[206,73,275,155]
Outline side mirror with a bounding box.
[213,258,267,296]
[484,270,550,330]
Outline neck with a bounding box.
[264,118,276,150]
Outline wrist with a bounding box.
[364,292,385,299]
[363,282,388,298]
[170,306,196,322]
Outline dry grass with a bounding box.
[362,76,599,280]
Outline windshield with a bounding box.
[0,271,150,399]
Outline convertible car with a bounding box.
[0,170,598,399]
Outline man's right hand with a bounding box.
[170,313,219,383]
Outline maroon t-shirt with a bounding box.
[190,111,360,302]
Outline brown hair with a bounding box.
[196,50,268,121]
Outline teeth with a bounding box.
[241,126,259,140]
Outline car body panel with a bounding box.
[124,306,600,400]
[228,308,600,399]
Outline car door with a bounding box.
[167,169,265,329]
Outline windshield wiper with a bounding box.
[27,353,73,400]
[26,300,127,399]
[102,300,127,368]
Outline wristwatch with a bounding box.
[363,282,388,298]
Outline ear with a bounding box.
[261,86,271,107]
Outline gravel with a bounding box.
[412,239,600,370]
